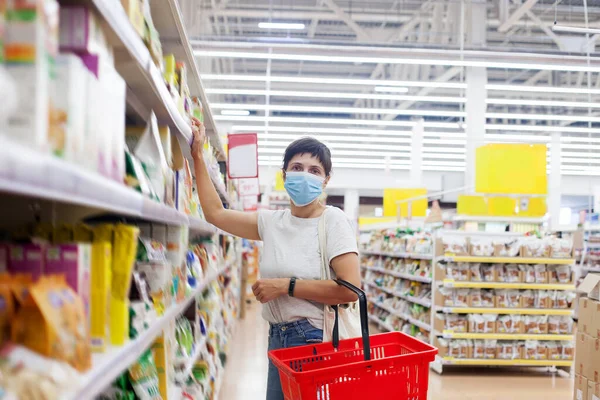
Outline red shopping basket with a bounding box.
[269,279,437,400]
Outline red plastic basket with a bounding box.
[269,329,437,399]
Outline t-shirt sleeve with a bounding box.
[257,209,274,241]
[325,208,359,263]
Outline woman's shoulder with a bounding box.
[258,208,290,223]
[325,206,351,223]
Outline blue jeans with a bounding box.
[267,319,323,400]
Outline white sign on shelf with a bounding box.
[242,195,259,211]
[238,177,260,196]
[228,133,258,179]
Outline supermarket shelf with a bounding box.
[368,315,395,332]
[441,280,575,291]
[362,266,432,283]
[370,302,432,332]
[177,335,208,383]
[87,0,192,145]
[443,256,575,265]
[439,307,573,316]
[148,0,226,160]
[364,282,432,308]
[452,215,547,224]
[65,264,231,400]
[188,216,217,235]
[582,266,600,273]
[204,158,231,205]
[361,250,433,260]
[437,331,573,340]
[440,357,572,367]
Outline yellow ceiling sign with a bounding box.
[383,188,427,217]
[475,144,547,195]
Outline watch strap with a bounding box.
[288,277,297,297]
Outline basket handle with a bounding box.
[332,279,371,362]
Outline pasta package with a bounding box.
[443,237,469,256]
[470,239,494,257]
[493,238,521,257]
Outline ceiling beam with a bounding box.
[382,66,462,121]
[497,0,539,33]
[524,10,564,50]
[321,0,371,40]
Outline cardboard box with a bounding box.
[589,380,600,400]
[575,332,589,377]
[580,297,600,338]
[577,332,600,382]
[575,374,588,400]
[580,274,600,301]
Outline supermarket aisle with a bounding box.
[221,303,573,400]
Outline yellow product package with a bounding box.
[0,274,15,344]
[110,224,139,345]
[11,277,90,371]
[90,242,111,352]
[73,224,94,242]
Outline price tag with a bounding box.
[442,307,451,313]
[445,280,455,288]
[442,330,454,339]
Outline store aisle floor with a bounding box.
[221,303,573,400]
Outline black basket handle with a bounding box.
[332,279,371,361]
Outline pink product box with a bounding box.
[59,6,100,54]
[45,244,92,316]
[8,243,45,280]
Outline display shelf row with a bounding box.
[368,315,395,333]
[176,335,208,383]
[364,282,432,308]
[360,250,433,260]
[440,280,575,291]
[438,307,574,316]
[362,266,432,284]
[65,263,232,400]
[436,331,573,341]
[0,137,219,233]
[443,256,575,265]
[370,301,432,332]
[439,357,572,367]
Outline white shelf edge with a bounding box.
[66,264,231,400]
[364,282,432,308]
[370,301,431,332]
[361,250,433,260]
[362,266,432,283]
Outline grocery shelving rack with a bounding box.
[0,1,241,398]
[430,229,576,374]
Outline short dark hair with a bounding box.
[282,137,332,176]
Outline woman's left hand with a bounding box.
[252,278,289,303]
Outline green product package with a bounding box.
[128,350,162,400]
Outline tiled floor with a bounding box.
[221,303,573,400]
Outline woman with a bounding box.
[191,118,360,400]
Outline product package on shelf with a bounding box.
[574,274,600,400]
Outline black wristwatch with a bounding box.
[288,277,297,297]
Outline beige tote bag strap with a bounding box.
[318,208,331,280]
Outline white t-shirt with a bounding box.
[257,206,359,329]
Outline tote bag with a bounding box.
[318,209,362,342]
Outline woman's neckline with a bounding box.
[288,204,328,220]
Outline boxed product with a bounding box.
[121,0,145,38]
[45,243,92,318]
[8,243,45,280]
[580,274,600,302]
[579,296,600,338]
[54,54,89,163]
[575,332,600,382]
[59,6,110,59]
[5,0,59,151]
[90,241,111,352]
[575,374,588,400]
[588,381,600,400]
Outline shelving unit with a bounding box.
[431,229,576,374]
[361,227,435,343]
[0,0,240,398]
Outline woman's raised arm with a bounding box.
[191,117,260,240]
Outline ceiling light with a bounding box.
[211,103,466,118]
[220,109,250,116]
[194,50,600,72]
[257,160,411,170]
[217,115,463,129]
[258,22,305,30]
[206,88,464,103]
[486,112,600,123]
[257,140,412,152]
[552,24,600,35]
[374,86,409,93]
[487,98,600,109]
[487,84,600,95]
[486,124,600,134]
[255,133,413,144]
[201,74,467,89]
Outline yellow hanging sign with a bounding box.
[383,188,427,217]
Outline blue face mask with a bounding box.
[284,171,325,207]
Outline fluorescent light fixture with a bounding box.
[257,160,411,170]
[552,24,600,35]
[486,124,600,134]
[486,112,600,123]
[201,74,467,89]
[206,88,463,103]
[216,116,463,129]
[211,103,466,118]
[256,133,413,144]
[374,86,409,93]
[194,50,600,72]
[257,140,412,152]
[220,109,250,116]
[487,84,600,95]
[258,22,305,30]
[487,98,600,109]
